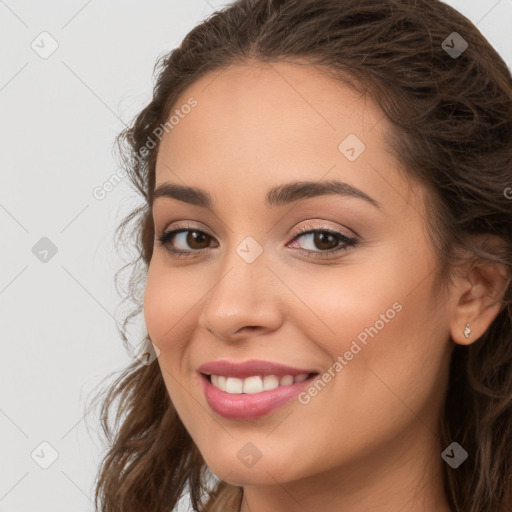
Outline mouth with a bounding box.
[197,361,320,419]
[203,372,317,394]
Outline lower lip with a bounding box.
[199,373,317,419]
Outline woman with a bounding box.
[91,0,512,511]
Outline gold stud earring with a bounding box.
[463,322,471,339]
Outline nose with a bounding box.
[197,256,283,343]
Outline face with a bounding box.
[143,60,454,490]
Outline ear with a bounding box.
[450,246,510,346]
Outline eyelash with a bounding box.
[155,221,358,260]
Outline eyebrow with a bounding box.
[152,179,382,210]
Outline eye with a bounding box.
[155,221,358,259]
[156,223,217,259]
[287,222,358,258]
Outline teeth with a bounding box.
[225,377,243,393]
[209,373,310,394]
[280,375,294,386]
[243,376,263,394]
[217,375,226,391]
[263,375,279,391]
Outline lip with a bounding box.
[197,359,318,379]
[197,359,319,420]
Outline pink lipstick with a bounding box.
[197,359,319,419]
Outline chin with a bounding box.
[202,446,307,487]
[212,466,280,487]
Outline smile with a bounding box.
[197,359,320,419]
[209,373,310,394]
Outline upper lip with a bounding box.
[197,359,318,379]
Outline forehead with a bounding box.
[154,60,418,213]
[158,60,385,155]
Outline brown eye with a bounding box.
[158,229,213,252]
[287,226,357,258]
[183,230,211,249]
[156,223,358,260]
[312,231,339,251]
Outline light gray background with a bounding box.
[1,1,510,511]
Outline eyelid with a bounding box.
[158,219,354,239]
[290,219,356,239]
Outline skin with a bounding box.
[143,60,506,512]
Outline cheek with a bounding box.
[143,262,198,416]
[143,257,213,410]
[273,277,449,474]
[279,248,424,359]
[143,267,170,350]
[288,241,448,412]
[143,258,201,352]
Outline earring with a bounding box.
[463,322,471,339]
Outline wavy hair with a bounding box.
[89,1,512,511]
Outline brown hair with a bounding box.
[88,1,512,511]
